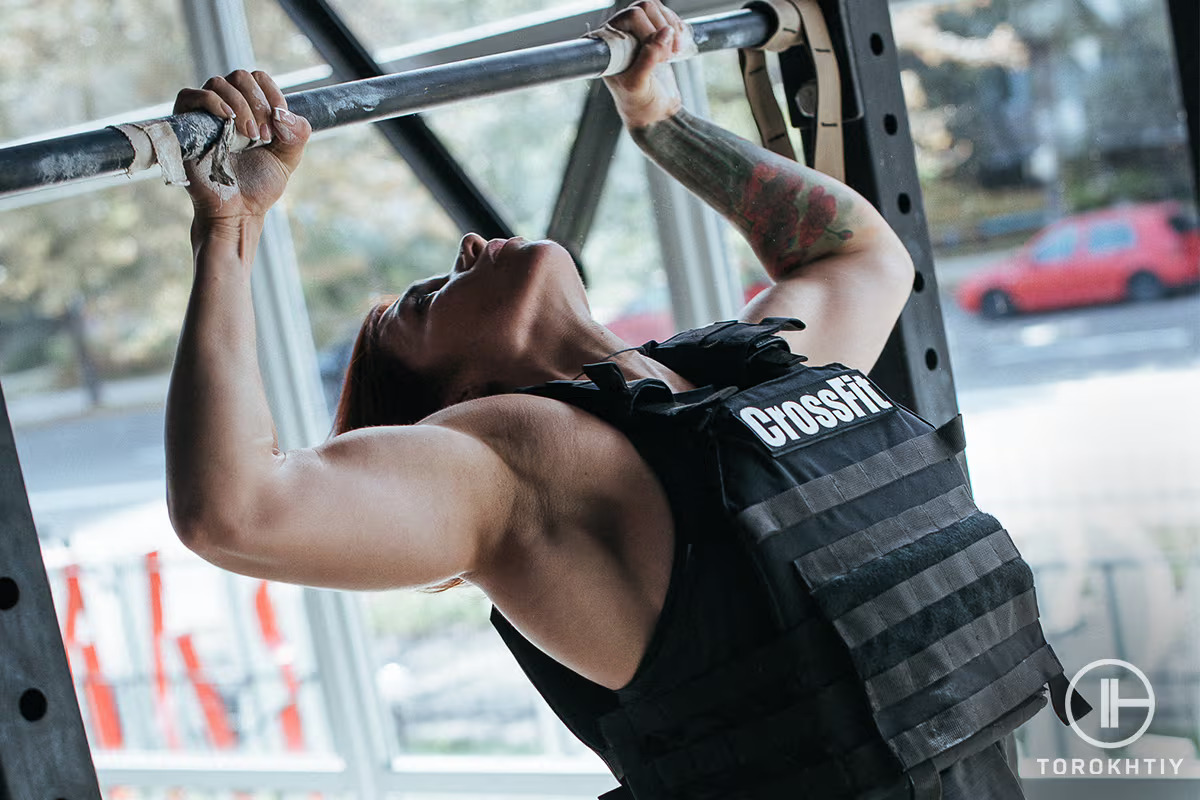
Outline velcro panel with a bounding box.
[811,512,1005,621]
[829,528,1019,648]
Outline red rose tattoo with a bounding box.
[743,163,800,247]
[795,186,852,249]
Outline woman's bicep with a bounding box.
[738,247,914,372]
[196,424,523,590]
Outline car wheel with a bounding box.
[1126,271,1166,302]
[980,290,1017,319]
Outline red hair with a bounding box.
[331,299,446,435]
[330,298,465,592]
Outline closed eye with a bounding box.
[406,275,450,313]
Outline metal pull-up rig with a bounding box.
[0,7,772,199]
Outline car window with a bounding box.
[1086,221,1136,254]
[1030,225,1078,263]
[1169,210,1199,233]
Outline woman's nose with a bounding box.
[455,233,486,272]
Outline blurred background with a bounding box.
[0,0,1195,796]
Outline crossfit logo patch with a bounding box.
[734,371,893,449]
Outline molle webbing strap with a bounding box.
[865,589,1041,711]
[874,622,1048,741]
[739,0,845,180]
[906,759,943,800]
[738,416,968,543]
[888,644,1061,767]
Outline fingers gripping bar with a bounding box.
[0,6,788,197]
[584,23,700,78]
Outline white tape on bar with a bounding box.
[585,22,699,77]
[113,120,189,186]
[112,115,257,187]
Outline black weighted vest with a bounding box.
[491,319,1088,800]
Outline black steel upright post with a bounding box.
[1167,0,1198,204]
[274,0,513,237]
[0,382,102,798]
[780,0,959,424]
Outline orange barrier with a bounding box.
[62,565,124,749]
[255,581,306,750]
[81,643,124,748]
[145,552,182,748]
[177,633,236,749]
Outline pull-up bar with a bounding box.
[0,7,774,199]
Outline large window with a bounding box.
[0,0,1195,795]
[893,0,1198,784]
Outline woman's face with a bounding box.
[379,233,588,387]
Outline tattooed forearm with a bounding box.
[630,109,868,278]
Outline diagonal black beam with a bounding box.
[545,80,625,274]
[546,0,637,274]
[275,0,513,238]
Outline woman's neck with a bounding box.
[492,321,694,394]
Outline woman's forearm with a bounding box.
[629,109,888,279]
[165,217,280,546]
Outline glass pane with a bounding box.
[583,133,676,342]
[0,0,191,140]
[364,585,590,757]
[1,179,333,758]
[243,0,325,76]
[324,0,598,56]
[424,81,585,235]
[893,0,1198,776]
[1030,226,1077,262]
[1085,221,1136,254]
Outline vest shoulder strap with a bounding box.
[639,317,806,389]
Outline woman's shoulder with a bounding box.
[424,392,641,475]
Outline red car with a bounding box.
[957,202,1200,318]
